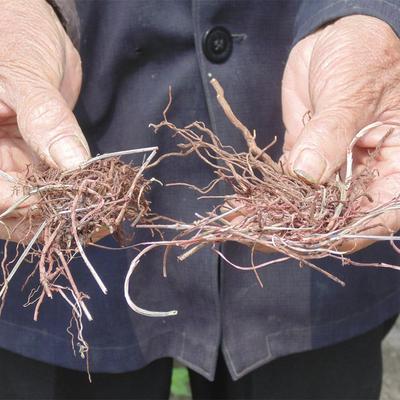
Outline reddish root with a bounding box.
[0,147,158,369]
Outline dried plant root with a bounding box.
[125,80,400,315]
[0,147,158,366]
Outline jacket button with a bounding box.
[202,26,233,63]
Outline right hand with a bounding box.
[0,0,90,241]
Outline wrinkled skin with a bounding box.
[0,0,89,241]
[280,15,400,252]
[0,7,399,251]
[229,15,400,254]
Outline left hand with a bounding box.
[281,15,400,252]
[0,0,88,242]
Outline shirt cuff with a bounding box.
[294,0,400,44]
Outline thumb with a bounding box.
[287,110,359,184]
[14,83,90,170]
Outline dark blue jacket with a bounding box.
[1,0,400,380]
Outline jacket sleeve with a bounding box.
[46,0,80,48]
[294,0,400,44]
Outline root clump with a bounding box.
[31,156,151,250]
[0,147,157,368]
[126,79,400,312]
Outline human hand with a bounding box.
[281,15,400,252]
[0,0,89,241]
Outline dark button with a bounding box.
[202,26,233,64]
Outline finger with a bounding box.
[225,213,275,254]
[287,108,361,184]
[349,122,400,181]
[338,212,399,254]
[284,16,398,184]
[356,123,400,149]
[88,226,111,243]
[282,87,311,153]
[221,202,276,254]
[59,39,82,108]
[339,169,400,253]
[0,101,15,120]
[9,82,90,170]
[0,177,37,217]
[281,36,314,153]
[0,216,42,243]
[0,138,40,219]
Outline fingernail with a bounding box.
[293,148,327,184]
[49,136,89,169]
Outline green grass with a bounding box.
[170,366,191,399]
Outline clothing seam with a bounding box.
[225,286,400,377]
[267,287,400,339]
[180,330,186,359]
[191,0,223,379]
[0,319,184,351]
[222,327,273,378]
[0,321,216,376]
[175,355,212,380]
